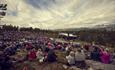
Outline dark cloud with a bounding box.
[25,0,56,10]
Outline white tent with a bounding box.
[69,34,77,37]
[59,33,77,37]
[59,33,68,36]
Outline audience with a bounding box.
[0,30,114,70]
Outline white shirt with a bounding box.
[66,55,75,65]
[75,52,85,61]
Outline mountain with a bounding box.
[55,24,115,31]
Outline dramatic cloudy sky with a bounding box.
[0,0,115,29]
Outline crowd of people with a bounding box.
[0,31,115,70]
[65,43,115,69]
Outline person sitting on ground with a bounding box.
[28,48,36,61]
[36,49,44,63]
[56,44,62,50]
[4,46,14,56]
[111,50,115,64]
[0,51,13,70]
[25,43,33,51]
[66,51,75,66]
[91,47,100,61]
[75,49,86,69]
[100,49,111,64]
[47,42,53,49]
[65,45,73,55]
[47,49,57,62]
[112,50,115,59]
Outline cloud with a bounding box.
[1,0,115,29]
[25,0,56,10]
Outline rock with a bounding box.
[63,65,68,69]
[88,67,94,70]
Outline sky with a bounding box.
[0,0,115,30]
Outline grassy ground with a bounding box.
[13,50,69,70]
